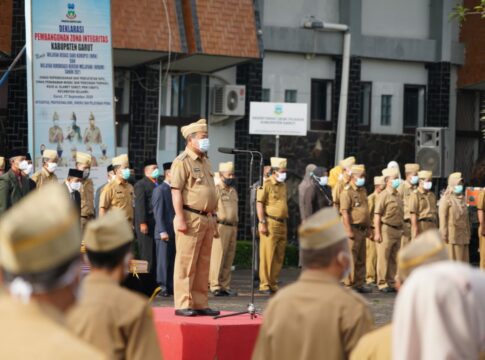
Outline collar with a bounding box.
[186,147,201,161]
[386,187,397,195]
[418,188,428,194]
[145,176,157,184]
[405,181,414,189]
[42,167,51,177]
[350,182,358,191]
[65,182,73,193]
[164,180,171,186]
[84,271,118,285]
[270,176,278,185]
[114,177,125,185]
[299,269,340,284]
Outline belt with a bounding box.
[404,219,411,223]
[419,218,435,223]
[351,224,368,231]
[81,215,94,219]
[217,220,237,227]
[266,214,287,223]
[382,223,402,230]
[183,205,214,217]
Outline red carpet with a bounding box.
[153,307,262,360]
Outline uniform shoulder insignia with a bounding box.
[344,185,350,190]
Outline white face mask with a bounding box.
[18,160,29,171]
[46,162,58,173]
[423,181,433,190]
[70,182,81,191]
[23,164,33,176]
[198,138,210,153]
[318,176,329,186]
[276,172,287,183]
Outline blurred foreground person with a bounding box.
[393,261,485,360]
[68,209,162,359]
[0,184,105,359]
[252,207,373,360]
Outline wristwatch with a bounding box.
[259,219,267,224]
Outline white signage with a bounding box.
[249,102,308,136]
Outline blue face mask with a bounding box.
[410,175,419,185]
[121,168,131,180]
[198,138,210,153]
[391,178,401,189]
[151,168,160,179]
[454,185,463,194]
[356,178,366,187]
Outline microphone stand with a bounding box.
[214,150,263,320]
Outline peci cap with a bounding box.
[382,167,399,178]
[418,170,433,180]
[83,208,133,253]
[374,176,385,186]
[181,119,208,139]
[219,162,234,173]
[298,207,347,250]
[107,164,114,173]
[313,166,327,177]
[8,148,27,159]
[163,162,172,171]
[143,159,158,168]
[89,112,95,121]
[0,183,81,274]
[270,157,287,169]
[448,172,463,185]
[42,149,58,161]
[405,163,420,173]
[397,229,448,281]
[339,156,356,169]
[76,151,92,166]
[68,169,83,179]
[112,154,129,167]
[26,153,32,161]
[350,164,365,176]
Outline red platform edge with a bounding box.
[153,307,263,360]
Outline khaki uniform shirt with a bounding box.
[439,194,470,245]
[478,190,485,211]
[368,192,378,226]
[409,189,437,221]
[0,296,105,360]
[99,178,134,223]
[80,178,95,217]
[48,125,64,143]
[84,126,102,144]
[398,181,416,220]
[350,323,392,360]
[68,273,162,360]
[257,176,288,219]
[340,183,370,226]
[216,183,238,224]
[332,178,348,210]
[32,167,59,188]
[375,188,404,228]
[252,271,373,360]
[171,147,217,213]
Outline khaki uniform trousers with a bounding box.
[377,224,402,289]
[365,237,377,284]
[480,226,485,269]
[344,227,366,288]
[448,244,469,263]
[80,217,93,233]
[401,221,412,248]
[417,220,437,236]
[209,223,237,292]
[259,218,287,291]
[174,211,214,309]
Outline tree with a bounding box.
[450,0,485,21]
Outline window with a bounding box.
[310,79,332,130]
[404,85,425,131]
[262,88,270,102]
[381,95,392,126]
[285,89,297,103]
[359,82,372,127]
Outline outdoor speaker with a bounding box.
[416,127,448,178]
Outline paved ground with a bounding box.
[152,268,395,325]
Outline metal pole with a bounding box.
[334,31,351,165]
[275,135,280,156]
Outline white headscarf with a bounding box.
[387,161,401,179]
[393,262,485,360]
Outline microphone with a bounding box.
[218,147,256,154]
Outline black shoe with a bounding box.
[225,289,238,297]
[258,289,272,295]
[379,287,396,294]
[354,286,372,294]
[212,289,227,297]
[175,308,197,317]
[194,308,220,316]
[160,289,171,297]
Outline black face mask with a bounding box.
[223,178,236,188]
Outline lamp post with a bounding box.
[303,18,351,166]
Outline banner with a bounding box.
[249,102,308,136]
[26,0,115,187]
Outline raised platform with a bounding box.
[153,307,262,360]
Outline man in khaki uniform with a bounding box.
[332,156,356,211]
[0,156,4,175]
[477,189,485,269]
[32,149,59,187]
[351,229,448,360]
[0,183,105,359]
[257,157,289,294]
[83,112,103,144]
[366,176,385,286]
[99,154,134,224]
[76,151,95,231]
[340,164,371,293]
[68,209,162,359]
[374,167,403,292]
[409,170,438,239]
[252,208,373,360]
[398,163,420,247]
[171,119,219,317]
[210,161,239,296]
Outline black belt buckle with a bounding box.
[266,214,285,223]
[183,205,210,217]
[217,220,236,227]
[351,224,367,231]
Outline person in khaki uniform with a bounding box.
[374,167,403,292]
[351,229,448,360]
[366,176,385,286]
[171,119,219,317]
[340,164,371,293]
[68,209,162,359]
[477,189,485,269]
[257,157,289,294]
[76,151,95,231]
[31,149,59,188]
[210,161,239,297]
[398,163,420,247]
[99,154,134,224]
[252,208,374,360]
[332,156,356,211]
[0,156,4,175]
[439,172,471,262]
[0,183,105,359]
[409,170,438,239]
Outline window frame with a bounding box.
[262,88,271,102]
[284,89,298,103]
[358,81,372,131]
[403,84,426,134]
[310,78,334,131]
[380,94,392,126]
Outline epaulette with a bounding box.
[344,184,351,190]
[175,152,188,161]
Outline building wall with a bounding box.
[361,0,431,39]
[262,0,339,27]
[0,0,13,54]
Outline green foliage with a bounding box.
[450,0,485,21]
[233,240,299,268]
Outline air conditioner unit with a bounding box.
[212,85,246,116]
[415,127,449,178]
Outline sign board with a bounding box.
[249,102,308,136]
[25,0,115,188]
